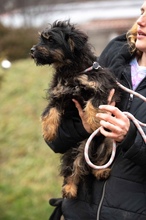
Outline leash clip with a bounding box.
[93,62,102,70]
[81,62,102,73]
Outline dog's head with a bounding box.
[31,20,89,68]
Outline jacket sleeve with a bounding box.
[45,115,90,154]
[118,108,146,169]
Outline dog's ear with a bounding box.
[67,30,88,51]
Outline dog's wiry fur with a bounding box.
[31,20,120,198]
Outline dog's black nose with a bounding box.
[30,47,36,59]
[30,47,35,53]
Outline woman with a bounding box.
[48,1,146,219]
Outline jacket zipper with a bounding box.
[127,93,133,110]
[96,181,107,220]
[122,67,134,111]
[96,152,121,220]
[127,76,146,110]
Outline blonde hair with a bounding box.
[126,22,142,58]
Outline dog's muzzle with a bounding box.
[30,47,36,58]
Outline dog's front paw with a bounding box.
[92,168,111,180]
[62,183,77,198]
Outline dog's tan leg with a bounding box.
[62,157,83,198]
[62,143,87,198]
[84,100,101,131]
[62,175,79,198]
[41,107,61,141]
[92,138,113,180]
[92,168,111,180]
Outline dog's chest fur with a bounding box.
[49,70,98,108]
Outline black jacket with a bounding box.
[47,34,146,220]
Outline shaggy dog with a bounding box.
[31,20,120,198]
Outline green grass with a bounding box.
[0,59,62,220]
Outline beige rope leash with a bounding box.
[117,82,146,102]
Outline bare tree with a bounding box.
[0,0,95,14]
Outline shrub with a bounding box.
[0,23,38,61]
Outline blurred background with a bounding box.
[0,0,142,219]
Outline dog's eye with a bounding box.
[48,36,54,43]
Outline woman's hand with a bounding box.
[73,98,130,142]
[96,105,130,142]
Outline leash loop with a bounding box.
[84,113,146,170]
[84,128,116,169]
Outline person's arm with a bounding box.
[119,121,146,169]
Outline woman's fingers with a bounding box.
[96,105,130,142]
[73,101,130,141]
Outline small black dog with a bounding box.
[31,20,120,198]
